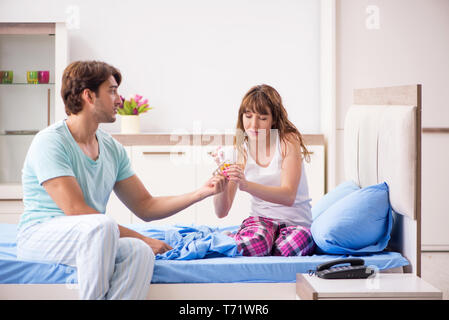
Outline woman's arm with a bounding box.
[213,180,239,218]
[209,146,240,218]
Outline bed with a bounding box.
[0,84,421,300]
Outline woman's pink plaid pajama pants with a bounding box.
[229,216,315,257]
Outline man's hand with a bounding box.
[197,174,227,200]
[141,236,173,255]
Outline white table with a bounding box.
[296,273,442,300]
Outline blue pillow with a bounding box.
[312,180,360,220]
[311,182,393,254]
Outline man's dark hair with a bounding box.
[61,60,122,115]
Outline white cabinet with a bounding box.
[131,145,197,225]
[0,200,24,224]
[106,141,325,227]
[0,22,68,223]
[421,132,449,251]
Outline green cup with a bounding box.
[1,71,13,84]
[27,71,38,84]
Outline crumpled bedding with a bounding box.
[125,224,241,260]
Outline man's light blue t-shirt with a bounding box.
[18,120,135,232]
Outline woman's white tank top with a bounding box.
[243,135,313,228]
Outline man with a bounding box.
[16,61,226,299]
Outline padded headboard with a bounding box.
[343,85,422,275]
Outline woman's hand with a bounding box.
[225,164,248,191]
[141,236,173,255]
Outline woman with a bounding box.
[213,84,315,257]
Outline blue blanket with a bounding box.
[125,224,241,260]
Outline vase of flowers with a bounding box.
[118,94,153,134]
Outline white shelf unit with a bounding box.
[0,22,68,222]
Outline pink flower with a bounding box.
[138,99,148,107]
[118,93,152,115]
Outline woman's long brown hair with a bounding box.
[234,84,311,165]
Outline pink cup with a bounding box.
[38,71,49,84]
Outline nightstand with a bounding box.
[296,273,442,300]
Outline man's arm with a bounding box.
[113,174,226,222]
[42,176,99,215]
[42,176,172,254]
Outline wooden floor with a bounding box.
[421,252,449,300]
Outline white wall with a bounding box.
[335,0,449,250]
[336,0,449,183]
[0,0,321,134]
